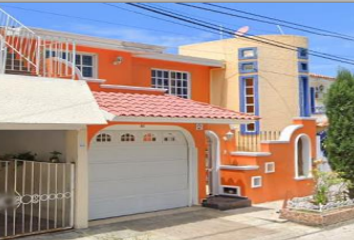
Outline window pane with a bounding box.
[246,88,254,95]
[164,71,169,78]
[242,63,254,70]
[246,106,254,113]
[157,71,162,77]
[82,55,93,66]
[75,55,81,64]
[247,123,255,131]
[82,67,93,77]
[246,97,254,104]
[300,48,307,57]
[242,49,255,58]
[245,78,254,86]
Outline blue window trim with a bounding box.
[239,75,260,135]
[298,61,309,73]
[310,87,316,114]
[238,47,258,60]
[298,47,308,59]
[299,76,311,117]
[239,61,258,74]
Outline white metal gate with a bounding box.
[0,160,75,239]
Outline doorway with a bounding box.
[205,131,220,196]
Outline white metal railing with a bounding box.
[0,160,75,239]
[0,7,40,74]
[0,35,6,74]
[0,7,77,79]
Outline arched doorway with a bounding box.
[295,134,312,179]
[205,131,221,196]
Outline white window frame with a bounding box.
[221,185,241,196]
[75,52,98,79]
[45,50,98,79]
[251,176,262,188]
[151,68,191,99]
[265,162,275,173]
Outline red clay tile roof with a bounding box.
[310,73,336,81]
[93,91,259,121]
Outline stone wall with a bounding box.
[280,206,354,226]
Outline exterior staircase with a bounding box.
[5,52,35,76]
[0,7,77,79]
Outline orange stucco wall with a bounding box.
[221,119,316,204]
[76,45,212,103]
[77,44,317,205]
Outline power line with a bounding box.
[147,3,279,35]
[125,3,354,66]
[203,3,354,42]
[178,3,354,42]
[0,3,332,61]
[0,4,212,38]
[101,3,220,38]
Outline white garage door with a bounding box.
[89,130,189,220]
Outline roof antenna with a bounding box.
[277,25,285,35]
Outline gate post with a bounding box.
[66,129,88,229]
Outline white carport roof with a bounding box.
[0,75,106,129]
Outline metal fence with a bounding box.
[0,160,75,239]
[235,130,281,152]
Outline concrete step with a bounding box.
[5,70,34,76]
[202,195,252,210]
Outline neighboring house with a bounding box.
[179,35,311,132]
[309,73,335,171]
[0,9,317,239]
[309,73,335,128]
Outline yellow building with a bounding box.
[179,35,310,133]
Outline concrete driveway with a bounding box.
[22,201,354,240]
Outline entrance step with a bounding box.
[202,195,252,210]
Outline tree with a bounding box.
[325,69,354,197]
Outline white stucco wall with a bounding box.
[0,130,67,161]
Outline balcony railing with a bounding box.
[235,130,281,152]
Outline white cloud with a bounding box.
[64,23,215,50]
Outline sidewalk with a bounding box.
[21,201,354,240]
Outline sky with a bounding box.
[1,2,353,76]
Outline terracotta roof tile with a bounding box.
[309,73,336,80]
[93,91,259,121]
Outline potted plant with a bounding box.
[49,151,62,163]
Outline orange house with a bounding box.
[0,8,316,238]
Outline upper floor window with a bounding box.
[239,47,257,60]
[239,62,258,73]
[298,48,308,59]
[151,69,190,99]
[298,62,309,73]
[76,54,95,78]
[299,76,310,117]
[45,51,96,78]
[240,76,259,134]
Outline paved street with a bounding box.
[21,201,354,240]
